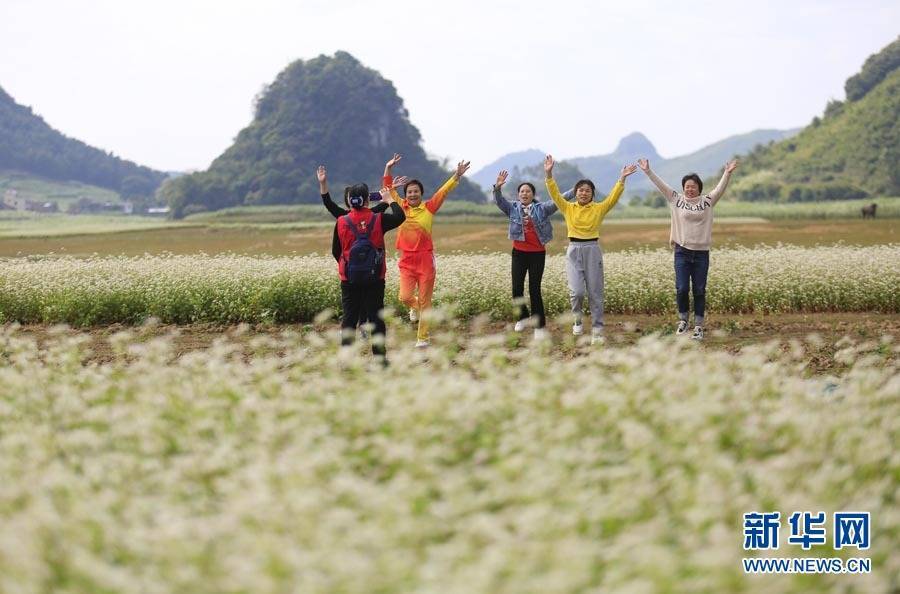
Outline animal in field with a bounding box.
[861,203,877,219]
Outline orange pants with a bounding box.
[398,251,436,340]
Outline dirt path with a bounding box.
[7,313,898,373]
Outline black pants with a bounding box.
[340,280,386,356]
[511,248,546,328]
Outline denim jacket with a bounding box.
[492,185,557,245]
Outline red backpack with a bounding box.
[343,213,384,283]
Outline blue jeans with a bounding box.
[674,244,709,323]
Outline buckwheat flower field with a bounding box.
[0,245,897,325]
[0,326,897,593]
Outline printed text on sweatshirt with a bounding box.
[645,168,733,251]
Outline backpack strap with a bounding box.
[342,213,377,239]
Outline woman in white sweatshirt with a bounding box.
[637,158,738,340]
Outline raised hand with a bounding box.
[316,165,327,184]
[544,155,555,177]
[496,170,509,188]
[392,175,409,189]
[637,158,650,172]
[379,187,394,203]
[384,153,402,176]
[455,160,471,179]
[619,164,638,183]
[724,159,739,174]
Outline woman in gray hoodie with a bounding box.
[637,158,738,340]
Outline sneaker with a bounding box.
[415,339,430,348]
[359,327,369,340]
[533,328,549,341]
[572,322,584,336]
[591,328,605,346]
[691,326,703,340]
[409,308,418,323]
[676,320,688,335]
[514,319,526,332]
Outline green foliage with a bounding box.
[734,39,900,199]
[844,35,900,101]
[162,52,485,218]
[0,86,166,196]
[734,182,868,203]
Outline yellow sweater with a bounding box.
[545,178,624,239]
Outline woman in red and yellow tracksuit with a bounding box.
[383,154,471,347]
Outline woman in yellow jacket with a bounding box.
[544,154,637,344]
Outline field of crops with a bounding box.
[0,245,897,326]
[0,327,896,593]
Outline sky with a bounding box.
[1,0,897,173]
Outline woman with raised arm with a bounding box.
[492,170,558,340]
[637,158,738,340]
[317,157,408,218]
[331,182,405,364]
[383,156,471,348]
[544,154,637,345]
[317,160,407,336]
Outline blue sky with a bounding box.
[1,0,897,171]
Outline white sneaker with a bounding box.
[691,326,703,340]
[409,308,418,323]
[359,327,369,340]
[514,319,526,332]
[415,339,430,348]
[533,328,549,341]
[676,320,688,335]
[591,328,605,345]
[572,322,584,336]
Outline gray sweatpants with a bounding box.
[566,242,605,329]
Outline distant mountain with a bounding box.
[505,160,589,199]
[0,85,166,197]
[160,51,485,217]
[478,129,799,199]
[732,36,900,201]
[646,128,800,196]
[569,132,662,193]
[470,149,545,190]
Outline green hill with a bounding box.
[732,36,900,201]
[160,52,485,218]
[0,86,166,197]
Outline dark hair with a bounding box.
[342,186,351,209]
[573,179,595,197]
[681,173,703,193]
[517,182,536,196]
[404,179,424,196]
[347,183,369,209]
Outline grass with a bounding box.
[0,218,893,258]
[0,170,122,205]
[0,212,188,239]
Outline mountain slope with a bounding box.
[732,36,900,200]
[160,52,484,217]
[0,86,166,197]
